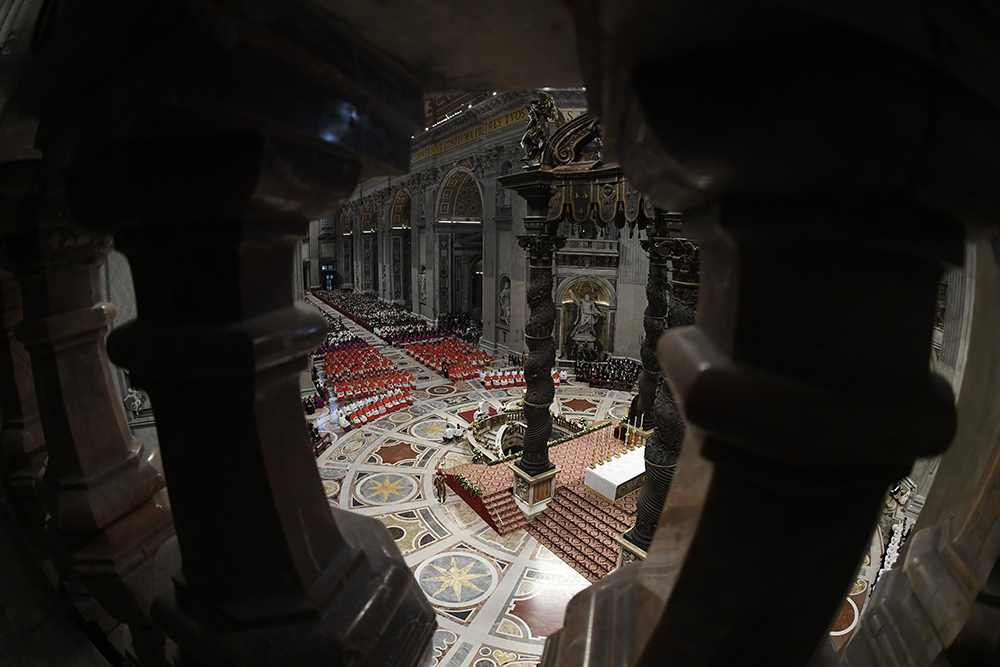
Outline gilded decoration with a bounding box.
[521,91,566,164]
[362,198,377,232]
[439,170,482,221]
[548,169,657,230]
[391,188,411,229]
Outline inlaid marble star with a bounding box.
[422,557,489,602]
[420,422,446,437]
[364,475,408,502]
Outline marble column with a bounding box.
[293,239,305,300]
[308,218,321,290]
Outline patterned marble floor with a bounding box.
[304,296,633,667]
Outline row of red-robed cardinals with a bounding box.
[482,370,525,389]
[336,388,414,430]
[403,337,491,379]
[321,344,397,383]
[330,373,415,401]
[481,369,569,389]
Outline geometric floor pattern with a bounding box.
[305,296,635,667]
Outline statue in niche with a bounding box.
[569,292,603,342]
[418,266,427,304]
[498,277,511,325]
[563,281,608,357]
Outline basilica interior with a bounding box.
[2,3,1000,667]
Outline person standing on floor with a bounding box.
[434,469,448,502]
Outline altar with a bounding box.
[584,445,646,503]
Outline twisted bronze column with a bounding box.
[518,219,564,475]
[624,219,699,552]
[633,214,672,426]
[498,171,563,476]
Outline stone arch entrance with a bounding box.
[435,167,484,316]
[390,188,412,304]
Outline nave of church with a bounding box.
[304,294,623,667]
[3,2,1000,667]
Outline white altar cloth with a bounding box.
[584,445,646,502]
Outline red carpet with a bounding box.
[443,425,641,581]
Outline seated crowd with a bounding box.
[437,311,482,345]
[481,368,524,389]
[403,336,491,380]
[305,303,416,430]
[378,323,435,345]
[563,341,606,363]
[313,289,430,342]
[334,389,413,431]
[574,357,642,391]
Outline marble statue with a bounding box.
[499,279,511,324]
[569,292,603,342]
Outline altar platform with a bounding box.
[444,424,642,581]
[584,446,646,502]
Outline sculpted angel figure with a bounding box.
[520,91,566,164]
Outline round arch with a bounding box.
[391,188,411,229]
[556,276,618,308]
[436,167,483,222]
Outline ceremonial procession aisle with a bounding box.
[302,295,635,667]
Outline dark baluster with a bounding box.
[542,1,998,663]
[0,160,173,665]
[0,265,46,529]
[25,2,435,663]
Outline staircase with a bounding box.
[482,488,528,535]
[527,483,634,582]
[486,430,501,456]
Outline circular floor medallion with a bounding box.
[388,410,412,423]
[410,419,449,440]
[414,551,497,608]
[355,472,419,505]
[829,597,859,636]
